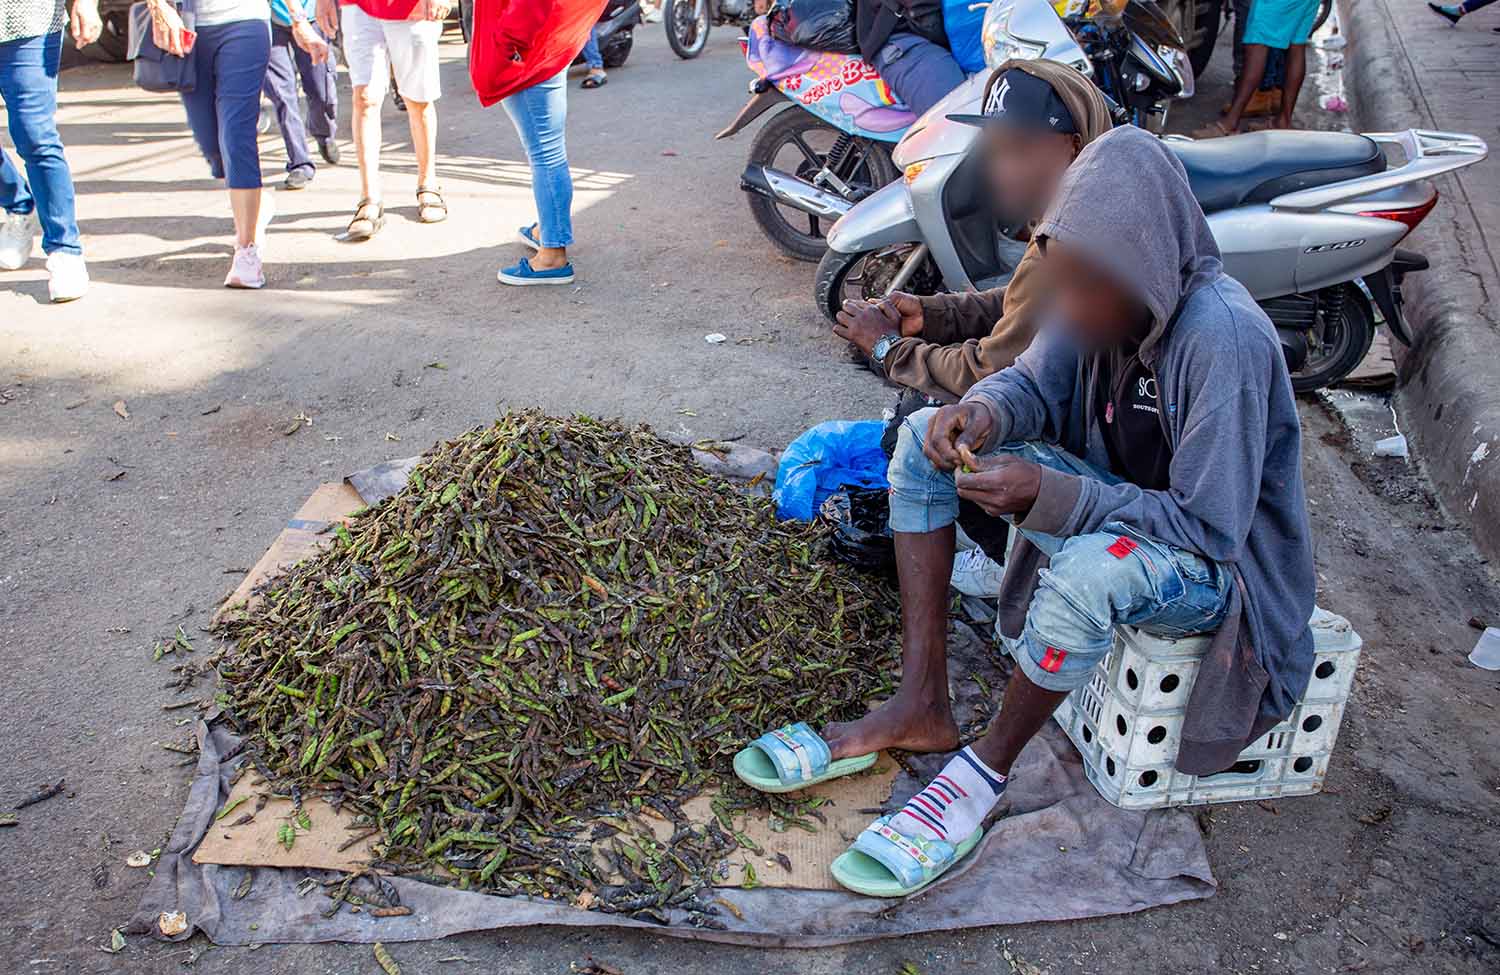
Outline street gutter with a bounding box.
[1339,0,1500,559]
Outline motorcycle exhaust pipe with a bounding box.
[740,165,853,221]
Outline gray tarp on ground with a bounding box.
[127,447,1216,947]
[128,633,1215,948]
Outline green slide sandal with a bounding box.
[732,721,877,794]
[830,815,985,897]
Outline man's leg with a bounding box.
[887,529,1231,843]
[390,19,441,190]
[870,32,966,118]
[342,4,388,204]
[1275,43,1307,128]
[1222,43,1269,132]
[294,26,338,142]
[823,408,964,760]
[0,32,81,256]
[262,25,315,180]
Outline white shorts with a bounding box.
[340,4,442,103]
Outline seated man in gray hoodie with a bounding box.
[821,125,1317,895]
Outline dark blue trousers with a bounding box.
[180,19,271,189]
[261,21,337,174]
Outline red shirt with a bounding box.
[470,0,607,106]
[340,0,420,21]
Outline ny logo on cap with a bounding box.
[986,77,1011,116]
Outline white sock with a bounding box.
[893,746,1008,843]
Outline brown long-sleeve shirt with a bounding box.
[882,242,1041,403]
[875,57,1116,403]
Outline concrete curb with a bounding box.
[1339,0,1500,559]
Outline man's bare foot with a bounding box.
[822,695,960,760]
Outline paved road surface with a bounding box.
[2,18,1498,975]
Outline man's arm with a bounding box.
[915,288,1008,345]
[959,324,1080,449]
[1020,317,1276,564]
[884,241,1046,401]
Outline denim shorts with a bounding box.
[887,406,1233,692]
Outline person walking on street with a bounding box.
[263,0,339,189]
[469,0,607,286]
[579,26,605,89]
[147,0,321,287]
[1204,0,1318,135]
[0,0,100,301]
[317,0,449,241]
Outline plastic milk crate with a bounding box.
[1051,607,1362,809]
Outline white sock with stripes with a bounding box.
[893,746,1008,843]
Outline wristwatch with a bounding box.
[870,332,901,374]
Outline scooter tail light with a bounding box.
[1358,190,1439,238]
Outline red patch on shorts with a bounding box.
[1039,646,1068,673]
[1106,536,1138,559]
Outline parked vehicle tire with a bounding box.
[79,8,129,62]
[1311,0,1333,32]
[601,32,634,68]
[665,0,710,59]
[815,244,943,324]
[1187,0,1220,77]
[1288,284,1376,393]
[459,0,472,43]
[748,107,898,263]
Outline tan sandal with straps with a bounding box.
[416,185,448,224]
[340,198,384,242]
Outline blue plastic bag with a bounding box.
[944,0,989,74]
[773,419,890,521]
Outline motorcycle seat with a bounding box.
[1170,131,1386,214]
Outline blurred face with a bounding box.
[981,126,1081,223]
[1039,239,1150,350]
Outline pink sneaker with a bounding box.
[225,244,264,289]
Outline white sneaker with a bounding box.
[46,252,89,302]
[225,244,265,289]
[0,210,39,270]
[951,547,1007,597]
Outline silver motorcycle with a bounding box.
[816,0,1489,391]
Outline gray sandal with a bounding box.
[416,186,448,224]
[341,198,384,242]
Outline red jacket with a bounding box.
[470,0,609,107]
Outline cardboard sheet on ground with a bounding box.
[134,452,1216,947]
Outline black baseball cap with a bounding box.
[948,67,1079,135]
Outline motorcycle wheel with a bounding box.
[748,109,899,263]
[602,33,634,68]
[815,244,943,324]
[665,0,710,59]
[1289,284,1376,393]
[1187,0,1220,77]
[459,0,472,42]
[1311,0,1334,32]
[80,9,130,62]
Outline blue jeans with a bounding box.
[263,21,338,173]
[180,20,271,189]
[0,32,82,256]
[581,28,603,70]
[500,68,572,248]
[887,407,1232,693]
[871,31,966,118]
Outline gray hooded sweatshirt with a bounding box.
[963,126,1317,776]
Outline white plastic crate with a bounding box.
[1051,606,1362,809]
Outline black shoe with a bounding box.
[1427,2,1462,24]
[283,166,314,191]
[318,137,341,166]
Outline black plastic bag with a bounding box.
[768,0,860,54]
[821,486,896,572]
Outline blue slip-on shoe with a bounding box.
[516,224,541,250]
[498,258,575,286]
